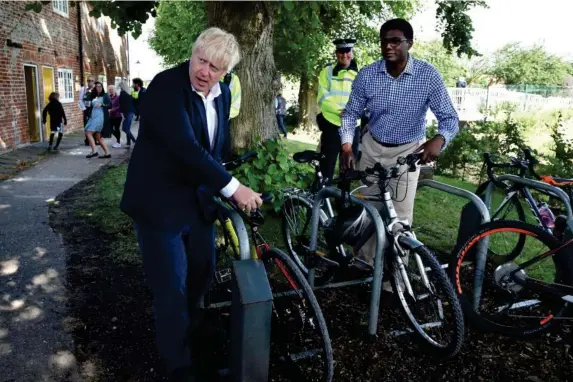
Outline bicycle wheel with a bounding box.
[451,220,573,338]
[391,236,465,359]
[281,195,336,285]
[262,248,334,382]
[476,180,526,260]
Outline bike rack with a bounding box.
[210,200,273,382]
[214,198,252,260]
[417,179,491,310]
[492,175,573,219]
[308,186,387,336]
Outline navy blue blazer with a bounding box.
[120,60,233,231]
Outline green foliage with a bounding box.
[411,40,465,86]
[231,139,315,212]
[284,102,300,128]
[435,0,486,58]
[490,43,571,86]
[148,1,206,66]
[546,112,573,177]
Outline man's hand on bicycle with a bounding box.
[414,135,444,164]
[340,143,355,173]
[231,184,263,213]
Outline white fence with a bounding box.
[428,87,573,121]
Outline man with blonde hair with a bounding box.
[121,27,262,381]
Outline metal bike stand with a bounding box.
[417,180,491,310]
[211,200,273,382]
[308,186,387,336]
[492,175,573,219]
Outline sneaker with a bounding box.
[112,143,122,148]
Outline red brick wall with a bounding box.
[0,1,128,151]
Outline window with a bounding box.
[57,69,74,103]
[52,0,69,17]
[114,76,123,89]
[98,74,107,86]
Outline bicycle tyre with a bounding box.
[262,247,334,382]
[391,238,465,359]
[450,220,572,338]
[281,195,333,280]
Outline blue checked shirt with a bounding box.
[340,56,459,148]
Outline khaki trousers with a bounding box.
[356,132,421,290]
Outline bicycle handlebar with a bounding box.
[332,153,423,186]
[222,151,258,171]
[482,151,530,188]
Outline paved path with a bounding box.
[0,126,137,381]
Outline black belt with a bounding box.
[370,135,412,148]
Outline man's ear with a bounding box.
[407,40,413,50]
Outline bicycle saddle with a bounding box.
[293,150,324,163]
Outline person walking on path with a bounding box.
[316,38,361,183]
[131,78,147,121]
[275,92,287,138]
[84,81,112,159]
[108,85,123,148]
[41,92,67,151]
[119,81,137,148]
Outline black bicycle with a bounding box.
[210,152,334,382]
[292,153,466,358]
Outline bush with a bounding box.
[231,139,314,212]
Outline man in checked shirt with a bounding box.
[340,18,459,274]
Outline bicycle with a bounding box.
[292,153,466,358]
[281,150,362,284]
[209,152,334,382]
[451,218,573,338]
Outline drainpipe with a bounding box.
[77,1,84,83]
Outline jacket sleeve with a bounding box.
[61,103,67,125]
[141,73,233,192]
[42,105,48,124]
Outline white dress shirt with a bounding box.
[192,83,239,198]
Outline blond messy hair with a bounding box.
[192,27,241,72]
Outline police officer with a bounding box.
[316,38,361,182]
[221,71,241,119]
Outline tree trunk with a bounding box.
[297,72,319,131]
[205,1,280,152]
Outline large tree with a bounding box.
[490,43,570,86]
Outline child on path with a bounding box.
[41,92,67,151]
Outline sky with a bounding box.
[128,0,573,81]
[412,0,573,59]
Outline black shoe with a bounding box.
[98,154,111,159]
[53,146,59,151]
[170,366,196,382]
[86,152,99,158]
[47,145,52,151]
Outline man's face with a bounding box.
[190,49,227,94]
[108,85,115,95]
[132,82,140,90]
[335,49,353,68]
[380,29,412,63]
[87,79,94,88]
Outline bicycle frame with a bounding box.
[493,184,553,233]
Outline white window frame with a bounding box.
[52,0,69,18]
[57,68,74,103]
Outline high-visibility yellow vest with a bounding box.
[317,63,359,127]
[220,73,241,119]
[131,89,139,100]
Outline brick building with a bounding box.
[0,1,129,151]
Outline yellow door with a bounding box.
[42,67,54,141]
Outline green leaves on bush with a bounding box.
[231,139,315,212]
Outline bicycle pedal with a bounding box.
[215,268,232,284]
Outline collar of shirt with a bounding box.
[378,55,414,77]
[191,82,222,101]
[332,59,359,77]
[191,83,221,149]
